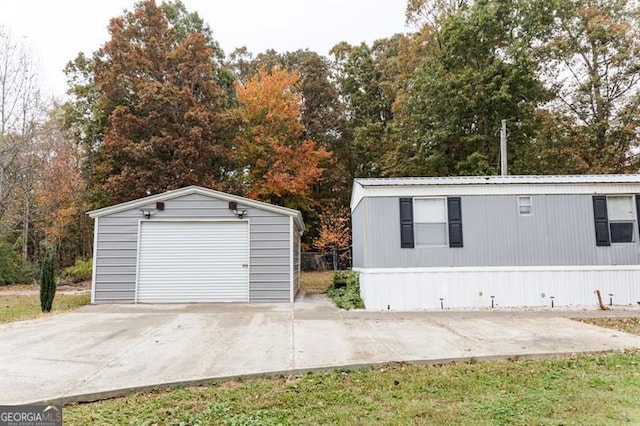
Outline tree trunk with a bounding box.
[22,191,29,263]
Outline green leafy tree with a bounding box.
[516,110,592,174]
[0,239,25,285]
[330,41,396,179]
[537,0,640,172]
[388,0,550,176]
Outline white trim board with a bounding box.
[90,216,99,304]
[134,219,143,303]
[356,175,640,186]
[354,265,640,273]
[289,216,294,303]
[352,183,640,211]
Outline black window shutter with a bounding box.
[447,197,463,248]
[399,198,414,248]
[636,195,640,238]
[592,195,610,246]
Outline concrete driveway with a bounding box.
[2,294,640,405]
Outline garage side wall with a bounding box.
[94,193,292,303]
[292,223,301,297]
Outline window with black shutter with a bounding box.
[592,195,610,246]
[607,196,636,243]
[405,197,463,248]
[447,197,463,248]
[593,195,638,245]
[399,198,414,248]
[414,197,448,245]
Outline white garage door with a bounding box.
[137,221,249,303]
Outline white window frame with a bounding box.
[517,196,532,216]
[413,197,448,247]
[606,195,637,244]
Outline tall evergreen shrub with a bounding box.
[40,247,56,312]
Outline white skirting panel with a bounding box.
[355,266,640,310]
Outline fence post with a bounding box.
[332,247,338,271]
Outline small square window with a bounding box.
[517,196,532,216]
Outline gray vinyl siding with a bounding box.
[352,200,366,269]
[94,193,292,303]
[353,194,640,268]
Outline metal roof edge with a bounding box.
[87,186,304,230]
[354,174,640,186]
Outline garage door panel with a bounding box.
[137,221,249,303]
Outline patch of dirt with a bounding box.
[220,380,242,389]
[0,280,91,295]
[0,284,37,292]
[57,280,91,292]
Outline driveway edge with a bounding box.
[30,349,627,406]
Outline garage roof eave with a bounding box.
[87,186,305,230]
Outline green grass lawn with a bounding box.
[65,350,640,425]
[0,293,90,323]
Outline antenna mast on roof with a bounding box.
[500,119,508,176]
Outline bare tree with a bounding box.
[538,0,640,172]
[405,0,471,29]
[0,27,45,261]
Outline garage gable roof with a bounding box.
[87,186,304,231]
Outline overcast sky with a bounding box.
[2,0,409,99]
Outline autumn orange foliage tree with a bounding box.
[35,111,91,264]
[233,67,330,214]
[313,201,351,254]
[37,144,85,241]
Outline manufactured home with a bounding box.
[351,175,640,310]
[88,186,303,304]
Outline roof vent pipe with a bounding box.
[500,119,508,176]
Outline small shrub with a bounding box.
[59,258,92,284]
[327,271,364,309]
[0,240,37,285]
[40,247,57,313]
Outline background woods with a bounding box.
[1,0,638,280]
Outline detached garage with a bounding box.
[88,186,304,304]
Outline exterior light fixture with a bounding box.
[228,201,246,218]
[140,209,155,219]
[233,208,247,219]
